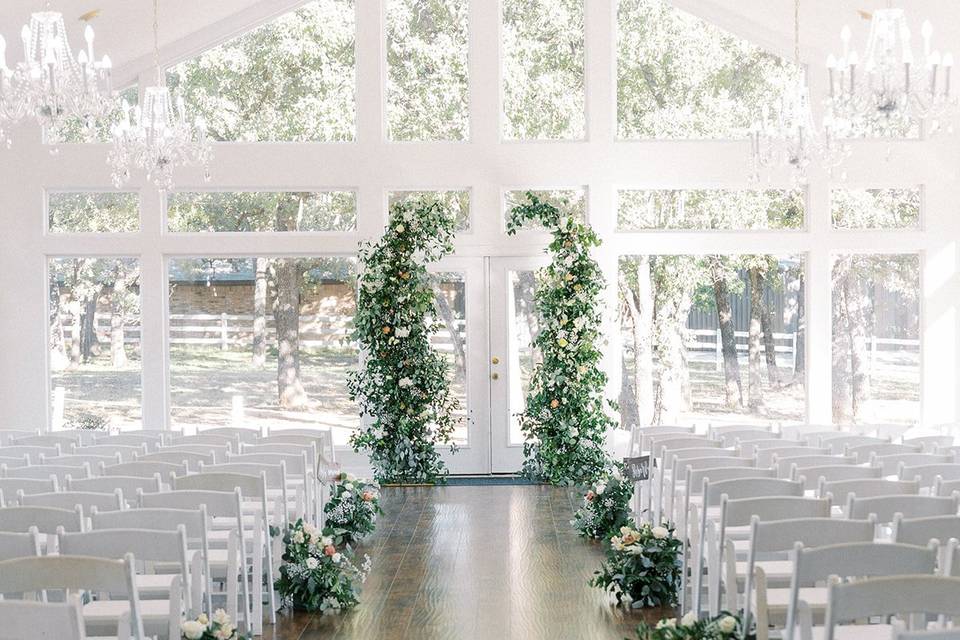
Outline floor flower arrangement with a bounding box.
[591,522,683,609]
[180,610,248,639]
[635,611,753,639]
[274,519,372,614]
[571,463,633,540]
[324,473,383,547]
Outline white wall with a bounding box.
[0,0,958,432]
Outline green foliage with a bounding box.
[387,0,469,140]
[502,0,585,139]
[275,519,370,613]
[571,464,633,539]
[617,0,793,139]
[48,192,140,233]
[506,192,615,485]
[167,191,356,232]
[168,0,356,142]
[831,188,921,230]
[348,198,461,483]
[323,473,383,547]
[591,522,682,609]
[636,611,754,639]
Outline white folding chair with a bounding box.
[903,435,955,453]
[225,451,314,522]
[823,575,960,640]
[94,433,165,452]
[714,496,831,617]
[649,437,723,521]
[774,454,855,478]
[819,478,919,509]
[780,425,839,442]
[0,554,145,640]
[660,449,748,525]
[0,476,59,500]
[136,450,216,472]
[139,489,251,633]
[66,474,162,502]
[720,430,781,447]
[0,596,88,640]
[901,463,960,486]
[819,434,889,454]
[40,453,121,475]
[198,427,261,443]
[895,630,960,640]
[847,442,921,463]
[19,490,124,521]
[738,438,803,458]
[709,424,774,439]
[3,463,91,483]
[0,526,42,560]
[49,429,101,446]
[847,494,960,523]
[936,478,960,497]
[60,527,188,640]
[874,453,954,476]
[92,505,211,617]
[0,444,63,462]
[168,434,238,451]
[262,427,335,463]
[759,448,831,468]
[742,516,876,639]
[157,443,233,464]
[627,425,695,455]
[72,444,146,462]
[11,433,81,449]
[101,461,188,488]
[791,464,882,483]
[785,541,939,640]
[0,504,84,552]
[0,454,30,468]
[0,429,40,446]
[893,514,960,557]
[172,471,276,632]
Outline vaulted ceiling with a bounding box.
[1,0,958,87]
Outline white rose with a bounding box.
[651,526,670,540]
[215,625,235,640]
[398,377,413,388]
[395,327,410,338]
[718,616,737,634]
[303,523,316,536]
[306,557,319,569]
[333,552,342,563]
[595,482,606,495]
[611,467,622,481]
[681,611,698,626]
[211,609,230,626]
[656,618,677,629]
[181,620,205,640]
[321,535,333,547]
[292,531,305,544]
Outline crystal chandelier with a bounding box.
[826,6,956,136]
[0,10,114,146]
[109,0,211,190]
[750,0,848,183]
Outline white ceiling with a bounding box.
[1,0,958,85]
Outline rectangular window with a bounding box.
[504,188,586,231]
[168,257,359,443]
[831,188,921,230]
[48,257,142,430]
[501,0,585,140]
[167,0,356,142]
[386,0,469,141]
[387,190,470,231]
[48,192,140,233]
[619,253,806,427]
[618,189,804,231]
[617,0,792,139]
[167,191,357,232]
[831,254,920,425]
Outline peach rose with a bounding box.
[323,545,336,557]
[585,490,595,501]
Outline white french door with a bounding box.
[487,256,549,474]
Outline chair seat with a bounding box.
[807,624,893,640]
[134,573,179,597]
[735,560,795,583]
[84,598,173,622]
[763,586,829,611]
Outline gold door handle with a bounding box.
[491,372,500,380]
[491,356,500,365]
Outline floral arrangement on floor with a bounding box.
[180,609,248,639]
[275,519,372,613]
[506,192,616,485]
[348,197,462,484]
[591,522,683,609]
[324,472,383,546]
[635,611,753,640]
[571,463,633,540]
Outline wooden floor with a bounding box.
[263,484,668,640]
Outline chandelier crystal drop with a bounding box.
[826,8,956,136]
[109,0,211,190]
[0,11,114,146]
[750,0,848,183]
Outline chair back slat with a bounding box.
[0,505,84,534]
[66,474,161,496]
[774,454,853,477]
[704,477,804,507]
[759,448,831,468]
[722,496,830,527]
[750,516,874,554]
[174,471,265,498]
[901,463,960,485]
[893,514,960,548]
[794,464,882,483]
[687,466,776,492]
[0,597,87,640]
[2,464,90,483]
[20,490,124,514]
[0,527,41,560]
[820,478,919,503]
[847,494,960,523]
[102,460,188,479]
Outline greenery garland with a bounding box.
[636,611,754,639]
[348,198,461,484]
[506,192,615,485]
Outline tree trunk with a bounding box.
[794,271,805,380]
[69,300,82,369]
[747,267,765,410]
[252,257,269,368]
[832,280,852,422]
[273,195,308,409]
[434,285,466,375]
[516,270,542,366]
[80,295,99,363]
[843,269,871,421]
[622,256,655,425]
[652,257,693,425]
[709,256,743,409]
[760,297,781,388]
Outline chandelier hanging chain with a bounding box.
[794,0,799,66]
[153,0,161,85]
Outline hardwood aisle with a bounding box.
[264,484,667,640]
